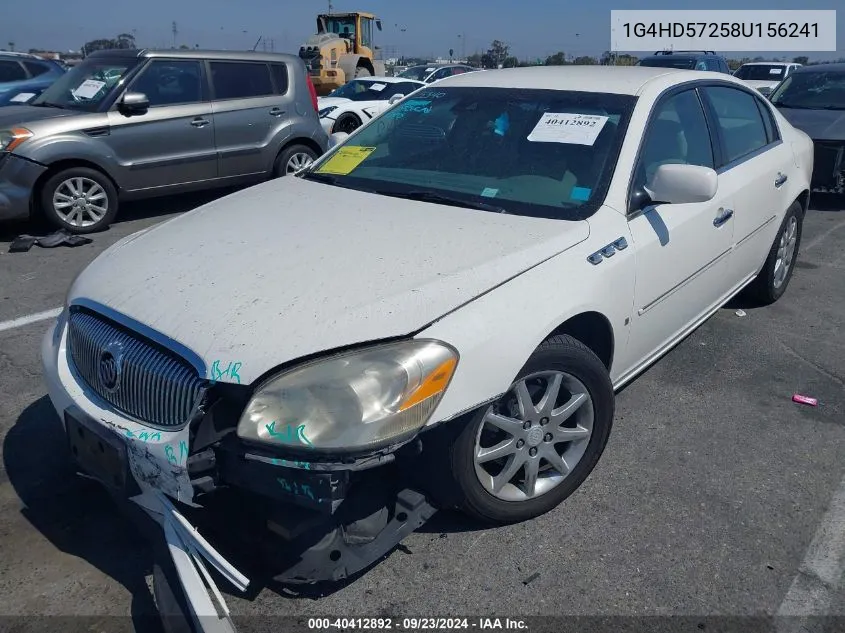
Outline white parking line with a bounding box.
[776,473,845,630]
[0,307,62,334]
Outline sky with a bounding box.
[5,0,843,62]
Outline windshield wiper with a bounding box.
[377,190,507,213]
[816,105,845,110]
[31,101,65,109]
[774,102,817,109]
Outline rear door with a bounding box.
[699,84,795,282]
[106,58,217,192]
[209,59,292,178]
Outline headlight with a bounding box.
[318,106,337,118]
[0,127,33,152]
[237,340,459,453]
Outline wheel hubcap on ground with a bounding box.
[474,370,594,502]
[773,215,798,289]
[286,153,313,174]
[53,177,108,227]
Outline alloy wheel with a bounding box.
[773,215,798,289]
[53,177,108,228]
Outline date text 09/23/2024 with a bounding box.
[307,618,528,631]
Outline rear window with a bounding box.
[210,61,275,99]
[24,61,52,78]
[270,63,289,94]
[734,65,787,81]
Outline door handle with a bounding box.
[269,108,285,117]
[713,208,734,227]
[774,172,788,187]
[190,117,210,128]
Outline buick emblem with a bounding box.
[99,344,123,392]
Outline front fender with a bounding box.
[418,207,635,425]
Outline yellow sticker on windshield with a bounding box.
[316,146,376,175]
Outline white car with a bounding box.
[318,76,425,134]
[42,66,812,585]
[733,62,802,96]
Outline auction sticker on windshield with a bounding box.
[528,113,609,145]
[369,82,387,92]
[72,79,107,99]
[316,146,377,175]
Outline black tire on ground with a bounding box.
[437,334,615,525]
[746,200,804,305]
[273,144,319,177]
[39,166,118,234]
[333,112,363,135]
[354,66,372,78]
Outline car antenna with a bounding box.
[252,36,262,51]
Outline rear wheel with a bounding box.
[746,200,803,305]
[333,112,362,135]
[39,166,118,234]
[442,335,614,525]
[273,144,318,177]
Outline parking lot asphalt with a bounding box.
[0,191,844,631]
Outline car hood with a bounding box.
[0,104,78,127]
[777,106,845,141]
[318,97,351,109]
[69,177,590,384]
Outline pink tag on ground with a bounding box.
[792,394,818,406]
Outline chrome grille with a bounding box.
[67,309,205,428]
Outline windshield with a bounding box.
[302,87,635,220]
[32,58,135,111]
[398,66,433,81]
[734,64,787,80]
[327,79,412,102]
[770,70,845,109]
[637,57,696,70]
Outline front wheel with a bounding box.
[332,112,362,135]
[39,167,118,234]
[746,200,803,305]
[443,335,614,525]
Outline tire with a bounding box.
[746,200,803,305]
[273,144,318,177]
[39,166,118,234]
[354,66,372,78]
[440,334,614,525]
[333,112,362,135]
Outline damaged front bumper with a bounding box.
[812,141,845,194]
[41,310,440,627]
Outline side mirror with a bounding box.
[388,93,404,105]
[643,163,717,205]
[328,131,349,149]
[376,20,383,31]
[118,91,150,116]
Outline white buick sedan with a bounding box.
[42,66,812,539]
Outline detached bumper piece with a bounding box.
[812,141,845,194]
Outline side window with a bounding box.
[451,67,467,76]
[703,86,770,165]
[431,68,451,82]
[130,60,204,107]
[270,63,288,94]
[24,61,50,78]
[755,98,780,143]
[210,61,274,100]
[636,89,714,191]
[705,58,720,72]
[695,60,708,71]
[0,60,26,82]
[360,19,372,49]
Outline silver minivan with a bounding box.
[0,49,329,233]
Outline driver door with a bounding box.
[624,88,736,370]
[106,59,217,193]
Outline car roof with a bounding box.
[432,65,742,96]
[791,62,845,73]
[86,48,301,63]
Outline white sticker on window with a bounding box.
[425,68,435,73]
[769,68,783,74]
[72,79,106,99]
[527,113,609,145]
[369,82,387,92]
[9,92,36,103]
